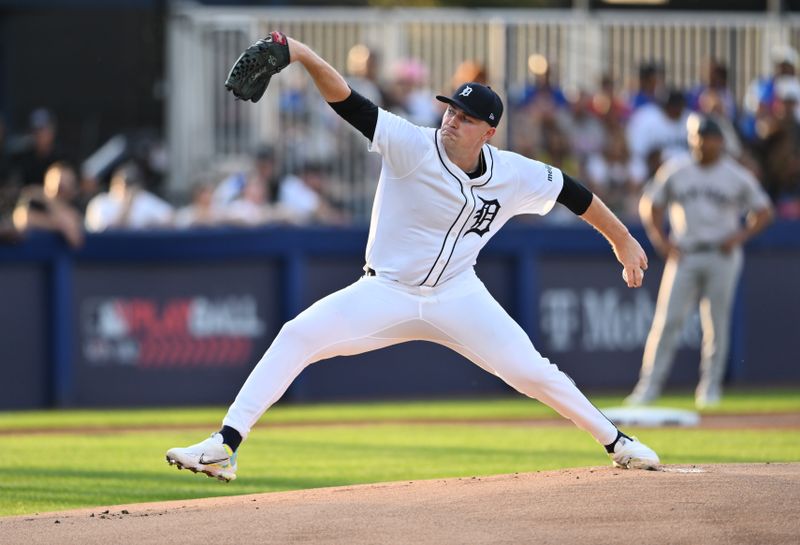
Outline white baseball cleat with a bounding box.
[609,436,660,470]
[166,433,238,482]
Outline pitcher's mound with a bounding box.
[2,463,798,545]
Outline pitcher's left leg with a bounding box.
[423,279,658,469]
[424,278,616,446]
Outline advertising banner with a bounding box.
[72,261,280,406]
[535,256,702,389]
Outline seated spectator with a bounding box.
[513,54,568,110]
[563,88,606,165]
[84,161,173,231]
[6,108,65,188]
[450,60,488,90]
[76,168,101,215]
[688,59,736,121]
[626,89,690,184]
[509,55,570,160]
[754,76,800,217]
[346,43,386,107]
[386,58,439,127]
[174,181,227,228]
[12,162,84,248]
[590,74,631,128]
[585,129,639,220]
[693,92,743,159]
[223,175,276,227]
[213,144,281,207]
[628,62,664,111]
[741,44,799,142]
[278,161,349,226]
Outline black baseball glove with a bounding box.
[224,31,290,103]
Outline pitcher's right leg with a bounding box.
[167,276,419,480]
[222,276,418,438]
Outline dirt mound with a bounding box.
[2,463,798,545]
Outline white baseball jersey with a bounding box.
[366,108,564,287]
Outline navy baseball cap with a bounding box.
[695,117,723,137]
[436,82,503,127]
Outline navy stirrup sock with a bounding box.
[604,430,632,454]
[219,425,243,453]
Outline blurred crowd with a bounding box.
[2,42,800,248]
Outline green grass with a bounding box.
[1,388,799,432]
[1,389,799,517]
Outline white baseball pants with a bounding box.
[632,247,743,401]
[223,269,618,445]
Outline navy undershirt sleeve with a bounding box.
[327,89,379,141]
[557,172,594,215]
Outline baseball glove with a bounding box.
[224,31,290,103]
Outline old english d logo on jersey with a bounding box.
[465,197,500,237]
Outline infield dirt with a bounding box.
[2,463,797,545]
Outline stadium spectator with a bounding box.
[174,181,227,228]
[693,91,743,159]
[513,54,568,110]
[386,58,439,127]
[278,161,350,226]
[688,59,737,121]
[590,74,631,127]
[345,43,387,107]
[509,54,570,160]
[626,89,690,184]
[628,62,664,111]
[741,44,799,142]
[450,60,488,90]
[753,76,800,218]
[563,88,607,165]
[6,108,65,188]
[585,127,639,220]
[12,162,84,248]
[75,167,102,215]
[84,161,173,231]
[222,174,276,227]
[213,144,282,207]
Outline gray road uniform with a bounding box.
[629,155,771,405]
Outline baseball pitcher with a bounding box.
[166,32,660,481]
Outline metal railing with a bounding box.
[167,5,798,221]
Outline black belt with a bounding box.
[365,267,376,276]
[683,243,721,253]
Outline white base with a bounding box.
[601,406,700,427]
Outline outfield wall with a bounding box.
[1,222,798,409]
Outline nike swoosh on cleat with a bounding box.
[199,453,229,465]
